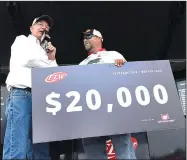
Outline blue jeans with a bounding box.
[82,134,136,159]
[3,88,51,159]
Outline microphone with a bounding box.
[41,30,51,53]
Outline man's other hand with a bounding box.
[114,59,126,67]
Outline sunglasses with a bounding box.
[83,34,95,40]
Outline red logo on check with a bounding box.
[45,72,67,83]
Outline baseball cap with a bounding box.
[32,15,53,28]
[81,29,103,41]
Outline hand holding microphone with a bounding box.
[47,42,56,61]
[41,30,56,61]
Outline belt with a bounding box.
[11,87,32,92]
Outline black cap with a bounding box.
[32,15,53,28]
[82,29,95,36]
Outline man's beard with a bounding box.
[84,42,92,51]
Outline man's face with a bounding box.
[83,35,100,51]
[30,20,50,40]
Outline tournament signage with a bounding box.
[176,80,186,115]
[1,86,8,144]
[32,60,185,143]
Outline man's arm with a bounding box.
[79,60,86,65]
[79,56,90,65]
[11,35,58,68]
[112,51,127,61]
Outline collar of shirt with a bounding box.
[88,48,106,56]
[28,34,41,45]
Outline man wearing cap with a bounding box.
[3,15,57,159]
[79,29,136,159]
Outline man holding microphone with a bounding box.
[3,15,57,159]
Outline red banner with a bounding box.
[106,137,138,159]
[106,140,117,160]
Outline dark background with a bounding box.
[0,1,186,160]
[0,1,186,67]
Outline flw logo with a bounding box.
[45,72,67,83]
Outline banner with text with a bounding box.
[32,60,185,143]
